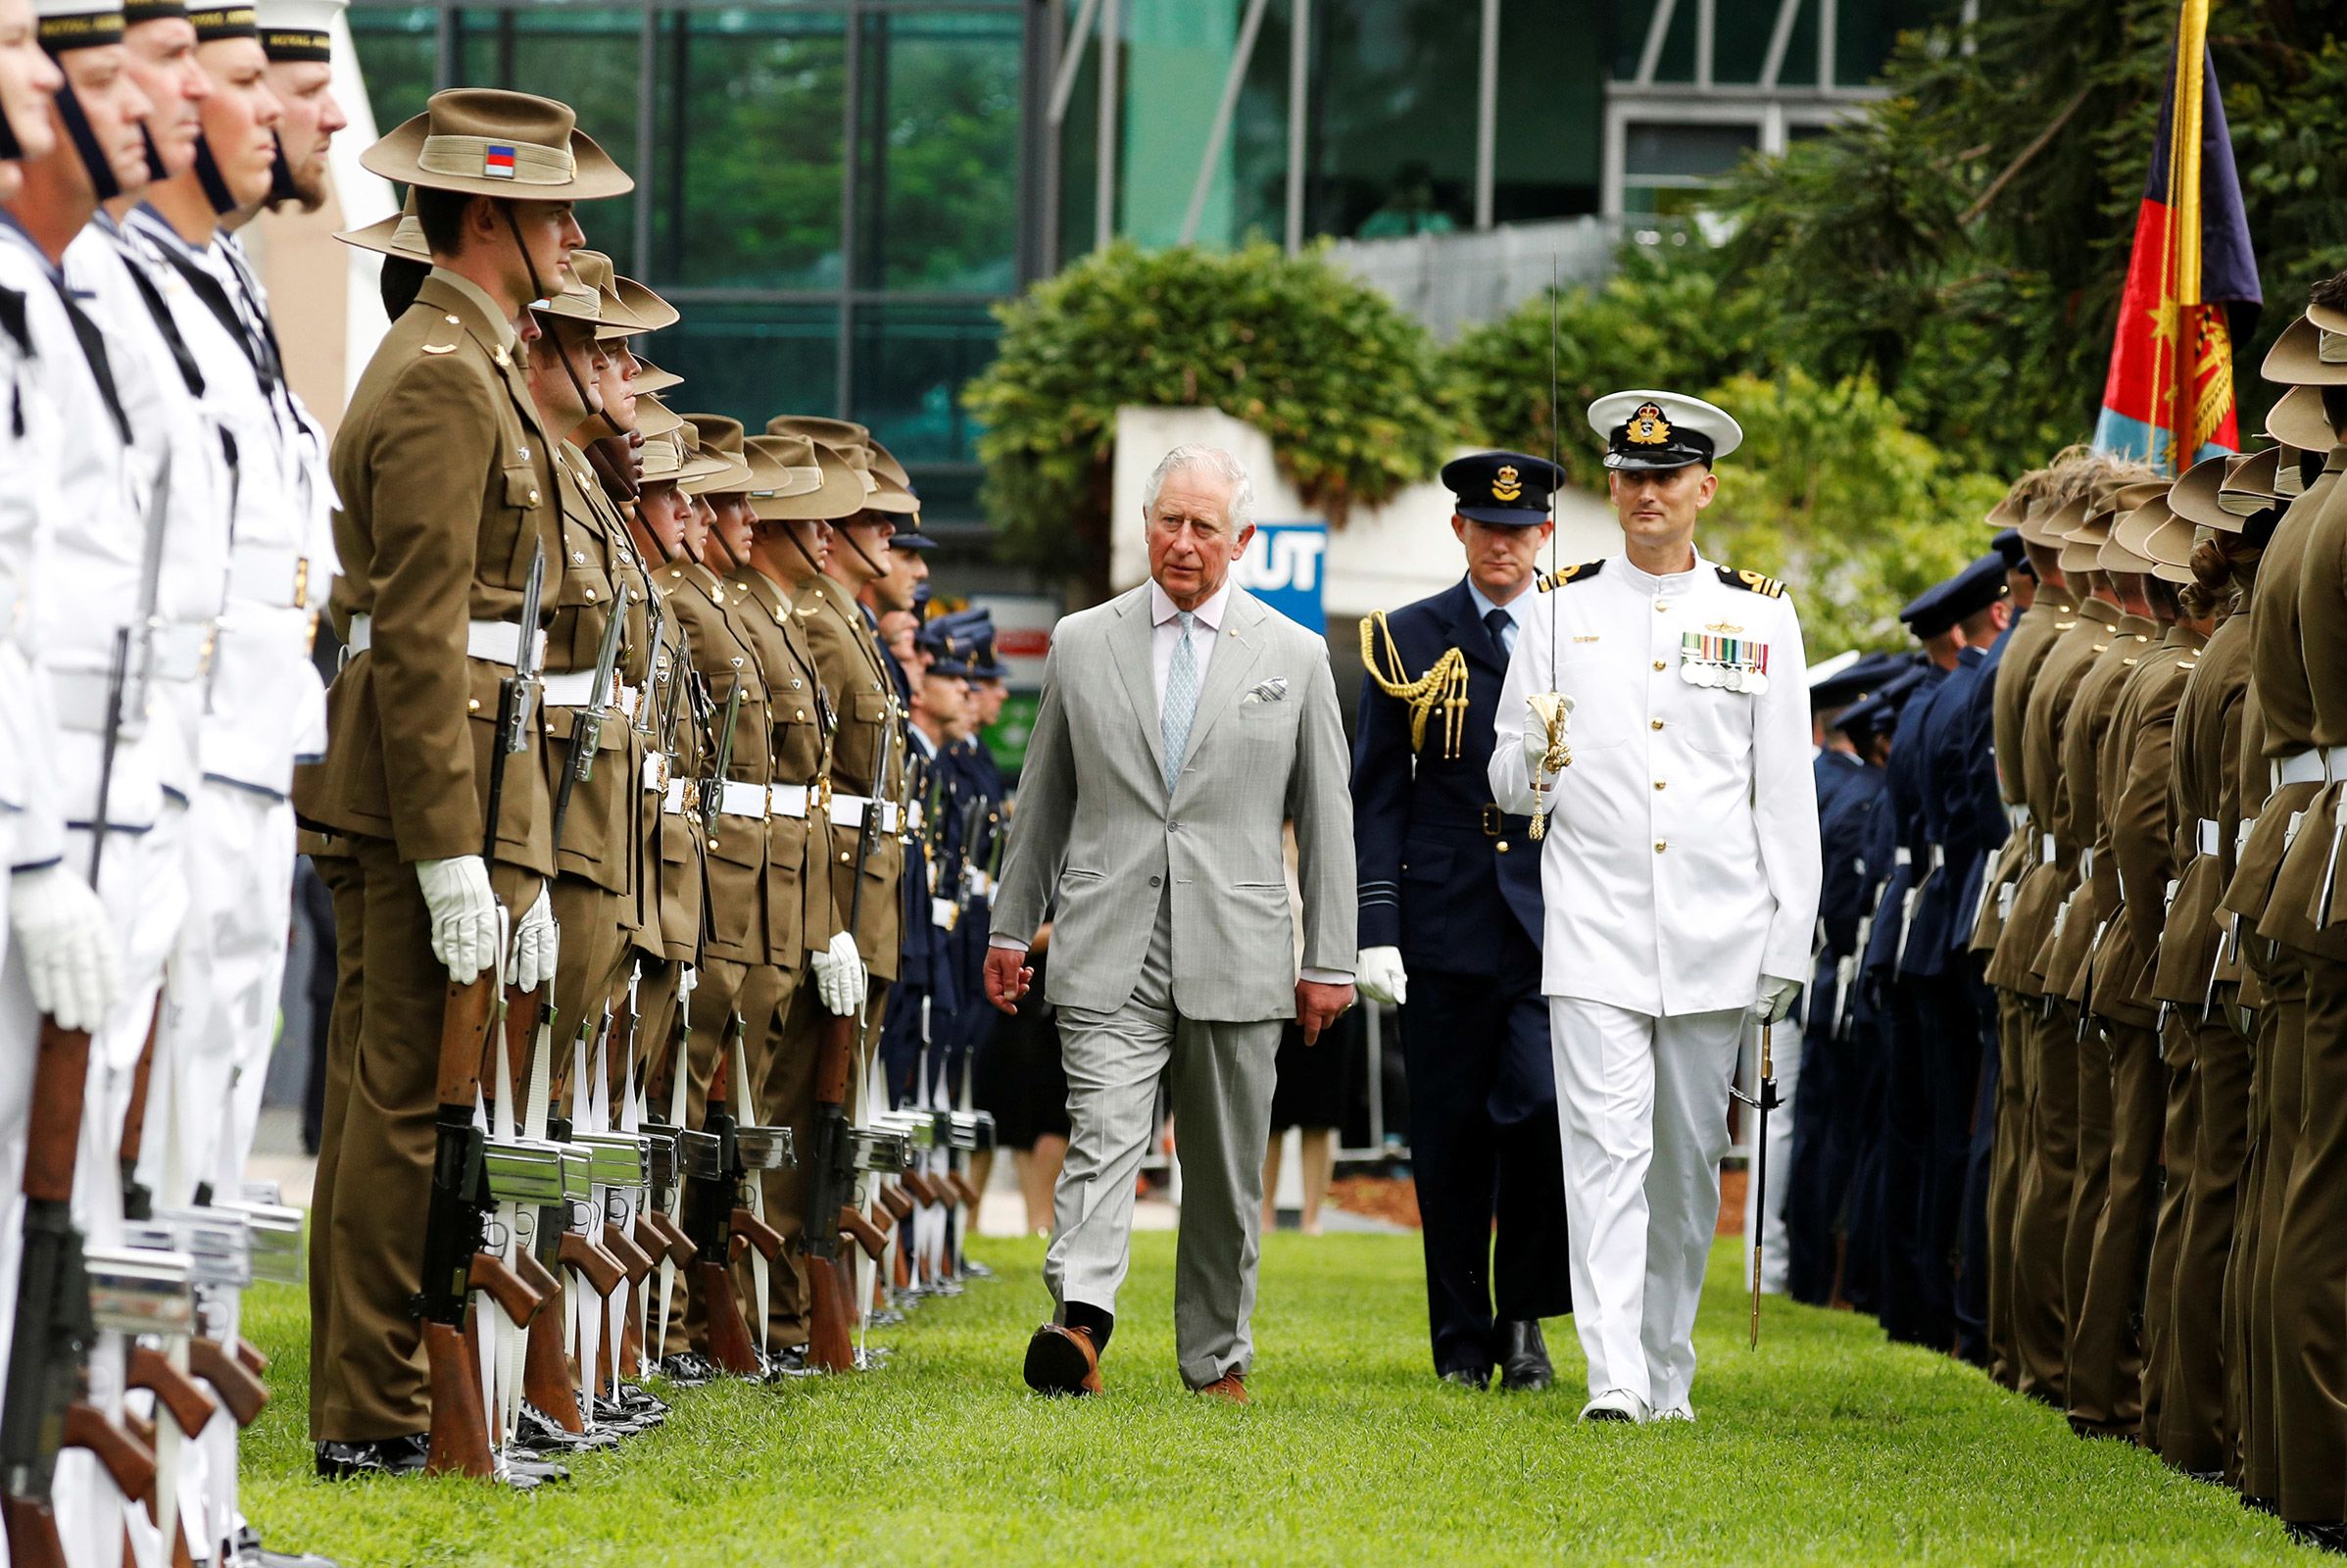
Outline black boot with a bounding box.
[1496,1320,1554,1392]
[313,1434,428,1482]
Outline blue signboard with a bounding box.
[1233,519,1327,634]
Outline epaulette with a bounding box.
[1718,566,1786,599]
[418,313,464,357]
[1537,561,1605,592]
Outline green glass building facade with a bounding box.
[346,0,1941,542]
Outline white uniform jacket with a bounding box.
[0,217,168,835]
[1490,551,1821,1016]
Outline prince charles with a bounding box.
[985,444,1357,1400]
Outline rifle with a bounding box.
[416,543,551,1480]
[679,1012,778,1377]
[702,684,743,852]
[549,580,631,853]
[805,736,907,1372]
[0,638,149,1566]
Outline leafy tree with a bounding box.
[964,241,1451,592]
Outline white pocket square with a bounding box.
[1242,677,1290,705]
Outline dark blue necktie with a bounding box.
[1485,606,1513,662]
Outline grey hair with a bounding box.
[1144,444,1255,531]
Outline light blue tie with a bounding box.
[1161,611,1198,795]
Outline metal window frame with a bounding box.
[1600,80,1884,217]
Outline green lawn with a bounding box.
[243,1233,2305,1566]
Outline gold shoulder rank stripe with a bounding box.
[1537,561,1607,593]
[1357,612,1469,760]
[1718,566,1786,599]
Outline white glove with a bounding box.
[9,863,121,1031]
[1521,694,1574,788]
[810,930,867,1017]
[1751,975,1801,1027]
[507,883,559,993]
[1355,946,1408,1007]
[416,855,499,985]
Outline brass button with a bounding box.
[1653,660,1666,671]
[1655,840,1668,854]
[467,697,480,712]
[444,314,460,324]
[1650,718,1664,731]
[1655,601,1669,613]
[527,489,542,506]
[795,710,806,720]
[1495,840,1510,854]
[584,587,597,602]
[1653,780,1667,791]
[840,851,852,863]
[571,551,586,565]
[709,837,720,849]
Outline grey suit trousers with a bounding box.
[1045,890,1283,1389]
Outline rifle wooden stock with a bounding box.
[232,1338,268,1377]
[602,1223,657,1283]
[694,1261,761,1377]
[522,1297,585,1433]
[186,1338,268,1428]
[729,1207,784,1262]
[115,1004,163,1206]
[558,1232,627,1298]
[467,1250,543,1327]
[436,976,497,1106]
[25,1023,93,1204]
[900,1169,941,1205]
[0,1496,68,1568]
[420,1322,493,1479]
[634,1212,694,1268]
[126,1348,218,1437]
[946,1172,982,1207]
[804,1255,856,1373]
[838,1205,888,1261]
[877,1185,914,1223]
[513,1246,560,1304]
[62,1402,156,1499]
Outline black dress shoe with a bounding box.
[1439,1367,1490,1392]
[498,1454,571,1490]
[314,1435,428,1482]
[1497,1321,1554,1392]
[655,1352,715,1385]
[513,1407,622,1453]
[2288,1521,2347,1554]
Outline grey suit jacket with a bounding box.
[991,582,1357,1022]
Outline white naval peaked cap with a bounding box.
[1587,388,1743,470]
[1806,650,1862,689]
[257,0,344,60]
[36,0,125,53]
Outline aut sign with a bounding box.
[1233,520,1327,633]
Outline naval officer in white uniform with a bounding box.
[1490,389,1820,1423]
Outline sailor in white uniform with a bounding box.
[1490,389,1821,1423]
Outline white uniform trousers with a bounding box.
[1741,1015,1803,1296]
[1549,998,1743,1414]
[0,804,190,1568]
[143,783,296,1208]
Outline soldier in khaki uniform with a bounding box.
[293,87,631,1479]
[2218,369,2343,1518]
[2153,448,2292,1482]
[1969,466,2076,1390]
[2238,295,2347,1543]
[1989,462,2128,1406]
[730,430,871,1353]
[2067,490,2195,1444]
[786,423,913,1003]
[2030,478,2161,1434]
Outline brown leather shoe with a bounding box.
[1196,1372,1248,1404]
[1023,1324,1102,1396]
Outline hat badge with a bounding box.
[1627,403,1672,446]
[1491,464,1522,503]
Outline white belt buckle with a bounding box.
[2198,818,2221,858]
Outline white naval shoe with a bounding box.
[1578,1389,1651,1423]
[1653,1404,1694,1423]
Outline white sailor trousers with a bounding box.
[1550,998,1744,1413]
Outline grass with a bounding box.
[243,1233,2306,1566]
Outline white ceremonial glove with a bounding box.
[1521,694,1575,789]
[9,863,121,1031]
[810,930,868,1017]
[1751,975,1801,1028]
[416,855,499,985]
[1355,946,1409,1007]
[507,883,559,993]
